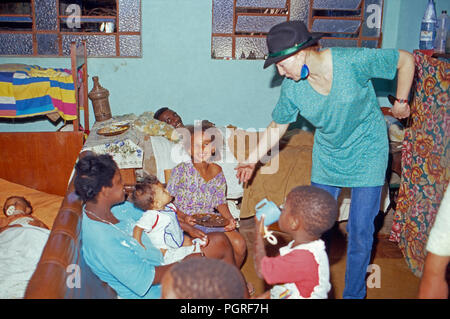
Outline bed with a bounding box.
[0,41,89,133]
[0,41,89,197]
[0,168,116,299]
[0,177,61,298]
[0,41,116,298]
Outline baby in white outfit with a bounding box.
[131,176,206,265]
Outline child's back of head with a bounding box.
[162,257,247,299]
[287,186,338,238]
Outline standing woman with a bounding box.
[236,21,415,299]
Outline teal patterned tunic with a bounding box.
[272,47,399,187]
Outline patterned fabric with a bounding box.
[83,138,143,169]
[166,161,227,216]
[390,51,449,277]
[133,111,180,142]
[0,65,77,120]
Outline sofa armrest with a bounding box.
[25,165,117,298]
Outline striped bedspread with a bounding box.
[0,64,77,120]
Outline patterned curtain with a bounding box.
[390,51,449,277]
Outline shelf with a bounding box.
[0,15,32,23]
[59,16,116,23]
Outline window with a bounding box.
[309,0,384,48]
[0,0,141,57]
[211,0,383,60]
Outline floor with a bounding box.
[238,212,422,299]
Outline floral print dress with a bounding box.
[166,161,227,233]
[389,52,449,276]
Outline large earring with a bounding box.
[300,64,309,79]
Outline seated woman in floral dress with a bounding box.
[167,122,247,268]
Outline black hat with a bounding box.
[264,20,323,69]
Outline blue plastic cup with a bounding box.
[255,198,281,226]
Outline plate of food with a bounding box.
[97,122,130,136]
[193,213,229,227]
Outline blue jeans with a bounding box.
[311,182,382,299]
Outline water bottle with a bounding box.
[436,10,449,31]
[434,10,449,53]
[419,0,437,50]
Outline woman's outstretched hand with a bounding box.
[235,162,256,184]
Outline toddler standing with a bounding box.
[254,185,338,299]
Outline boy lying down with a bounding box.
[0,196,48,232]
[0,196,50,298]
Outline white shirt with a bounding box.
[135,203,182,250]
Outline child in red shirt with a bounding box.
[253,185,338,299]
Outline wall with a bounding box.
[376,0,449,107]
[1,0,449,133]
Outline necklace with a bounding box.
[84,207,134,241]
[84,207,115,224]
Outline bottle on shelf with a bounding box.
[434,10,448,53]
[419,0,437,50]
